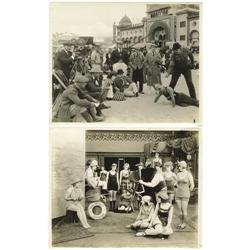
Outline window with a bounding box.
[180,21,186,28]
[180,35,186,41]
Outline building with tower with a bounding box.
[113,4,199,49]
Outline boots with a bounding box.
[109,201,113,211]
[112,201,116,211]
[89,107,104,122]
[96,106,104,117]
[81,109,93,122]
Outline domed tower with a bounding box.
[119,14,132,27]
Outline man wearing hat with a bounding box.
[90,45,102,68]
[111,42,129,66]
[65,177,91,228]
[166,42,197,99]
[129,48,145,93]
[57,72,104,122]
[83,65,111,111]
[54,41,75,80]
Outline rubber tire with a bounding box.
[87,201,107,220]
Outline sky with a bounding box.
[50,2,147,38]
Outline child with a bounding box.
[103,71,116,100]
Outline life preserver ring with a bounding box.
[87,201,107,220]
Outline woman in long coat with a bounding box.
[145,45,162,93]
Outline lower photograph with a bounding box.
[50,128,200,248]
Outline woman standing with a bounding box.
[120,163,131,195]
[106,163,120,211]
[65,178,91,228]
[162,161,177,204]
[145,45,162,94]
[175,161,194,229]
[152,152,163,168]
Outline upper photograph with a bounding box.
[50,2,201,123]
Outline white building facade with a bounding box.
[113,4,200,49]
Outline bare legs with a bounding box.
[175,198,189,229]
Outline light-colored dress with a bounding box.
[103,78,114,98]
[145,50,162,87]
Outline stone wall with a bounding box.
[51,128,85,218]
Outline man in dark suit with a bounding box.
[54,42,75,80]
[110,42,129,66]
[129,48,145,93]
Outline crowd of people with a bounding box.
[52,40,199,122]
[65,154,195,240]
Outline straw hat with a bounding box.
[71,178,83,185]
[74,74,88,84]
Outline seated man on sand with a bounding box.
[57,73,104,122]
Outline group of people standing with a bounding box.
[64,156,195,240]
[53,40,199,122]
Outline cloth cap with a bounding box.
[179,161,187,168]
[117,69,124,75]
[74,74,88,84]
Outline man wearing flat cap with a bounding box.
[57,72,104,122]
[54,41,76,80]
[166,42,197,100]
[82,65,111,112]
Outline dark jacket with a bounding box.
[167,47,194,74]
[84,74,102,93]
[54,49,74,79]
[105,53,112,66]
[111,49,129,65]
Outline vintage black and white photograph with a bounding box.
[51,2,200,123]
[51,129,200,247]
